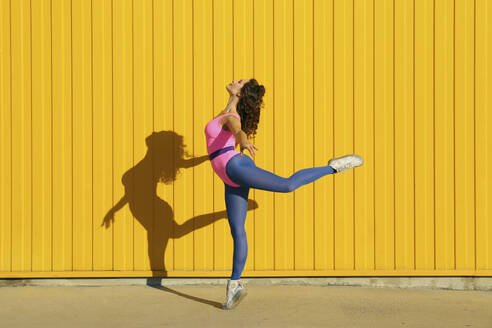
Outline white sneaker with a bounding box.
[222,279,247,310]
[328,154,363,173]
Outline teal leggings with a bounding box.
[224,153,337,279]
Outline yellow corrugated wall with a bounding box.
[0,0,491,278]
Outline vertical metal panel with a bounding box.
[112,0,134,271]
[415,0,435,270]
[314,0,335,271]
[253,0,275,271]
[334,0,355,270]
[153,0,175,273]
[354,0,375,270]
[0,0,12,271]
[435,0,455,269]
[32,0,52,271]
[133,0,153,271]
[273,0,294,270]
[93,0,114,270]
[52,0,73,271]
[374,0,395,270]
[193,0,214,272]
[454,0,476,270]
[173,0,194,271]
[11,0,32,272]
[72,0,93,270]
[293,0,314,270]
[1,0,492,278]
[395,0,415,270]
[476,0,492,270]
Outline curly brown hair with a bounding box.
[236,78,265,139]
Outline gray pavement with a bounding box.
[1,284,491,327]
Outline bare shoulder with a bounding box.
[219,113,240,131]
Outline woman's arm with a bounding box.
[224,116,258,158]
[223,115,247,144]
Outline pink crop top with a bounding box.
[204,112,242,187]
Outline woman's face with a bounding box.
[226,79,250,97]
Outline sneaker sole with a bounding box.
[222,289,247,310]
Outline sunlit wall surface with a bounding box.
[0,0,491,278]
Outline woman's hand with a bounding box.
[240,141,259,158]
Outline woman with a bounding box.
[204,79,363,310]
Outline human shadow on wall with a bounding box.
[101,131,258,286]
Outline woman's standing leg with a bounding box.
[226,153,337,192]
[224,182,250,280]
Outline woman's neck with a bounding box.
[224,95,239,112]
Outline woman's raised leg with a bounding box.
[225,153,336,192]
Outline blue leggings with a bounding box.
[224,153,337,280]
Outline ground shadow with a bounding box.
[101,131,257,308]
[150,285,224,309]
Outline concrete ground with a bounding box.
[1,284,491,327]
